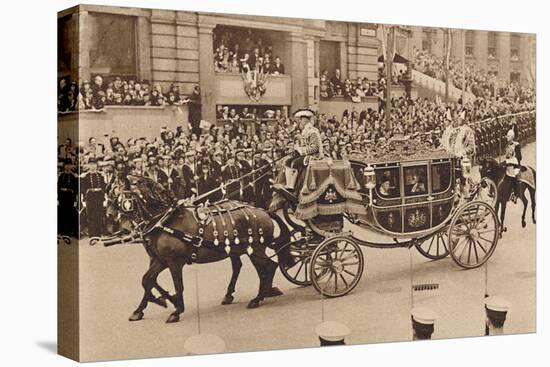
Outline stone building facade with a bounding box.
[410,26,536,87]
[58,5,380,123]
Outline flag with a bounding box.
[445,29,452,69]
[527,36,536,88]
[377,24,387,58]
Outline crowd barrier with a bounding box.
[319,96,379,118]
[412,69,476,103]
[58,105,190,143]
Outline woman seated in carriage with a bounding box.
[378,174,395,198]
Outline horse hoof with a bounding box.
[153,296,168,308]
[247,299,261,309]
[533,219,537,225]
[221,295,234,305]
[166,314,180,323]
[522,221,527,228]
[128,311,144,322]
[266,287,284,298]
[503,227,507,232]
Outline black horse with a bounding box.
[127,199,293,323]
[100,175,294,323]
[479,158,536,235]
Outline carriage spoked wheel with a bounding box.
[473,178,498,207]
[310,236,364,297]
[415,230,450,260]
[279,234,314,286]
[448,201,499,269]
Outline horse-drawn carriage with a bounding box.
[275,137,499,297]
[88,136,502,323]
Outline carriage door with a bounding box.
[430,160,454,227]
[402,163,431,232]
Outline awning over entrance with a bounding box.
[378,53,409,64]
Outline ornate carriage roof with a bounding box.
[348,135,456,165]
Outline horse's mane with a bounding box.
[127,174,173,215]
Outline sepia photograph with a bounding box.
[56,3,536,362]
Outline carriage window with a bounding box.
[403,166,428,196]
[431,163,451,194]
[375,167,400,199]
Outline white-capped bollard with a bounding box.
[315,321,350,346]
[484,296,510,336]
[184,333,226,355]
[411,307,438,340]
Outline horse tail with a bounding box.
[268,212,293,268]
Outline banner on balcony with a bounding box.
[242,69,269,102]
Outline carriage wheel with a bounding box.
[448,201,499,269]
[279,239,313,286]
[415,231,450,260]
[310,236,364,297]
[474,178,498,207]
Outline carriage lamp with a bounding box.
[364,165,376,190]
[461,157,472,178]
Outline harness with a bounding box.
[148,200,272,264]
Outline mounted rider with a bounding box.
[285,109,324,190]
[505,128,522,203]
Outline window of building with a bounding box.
[465,30,474,57]
[58,15,75,76]
[488,32,497,59]
[422,30,433,53]
[510,72,521,83]
[213,25,287,75]
[510,33,520,61]
[88,12,137,78]
[320,41,341,80]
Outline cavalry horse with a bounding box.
[100,175,294,323]
[479,158,536,236]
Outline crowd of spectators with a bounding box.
[60,81,534,180]
[319,64,410,100]
[58,78,534,237]
[57,75,194,113]
[213,28,285,75]
[413,47,498,98]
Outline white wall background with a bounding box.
[0,0,547,366]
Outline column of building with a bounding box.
[197,22,217,123]
[497,32,511,84]
[287,32,308,111]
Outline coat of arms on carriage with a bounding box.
[407,208,427,228]
[324,187,338,203]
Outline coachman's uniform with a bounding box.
[286,110,324,189]
[81,170,106,237]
